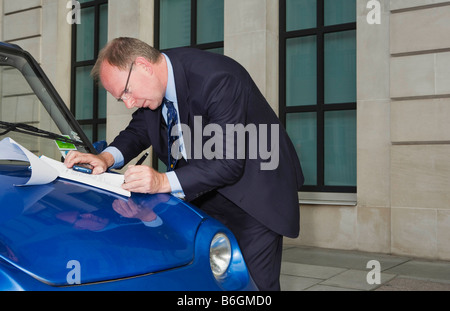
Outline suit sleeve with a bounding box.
[109,108,152,167]
[175,72,249,201]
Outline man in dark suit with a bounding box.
[65,37,303,291]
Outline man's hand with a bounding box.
[112,199,157,222]
[64,151,114,175]
[122,165,171,194]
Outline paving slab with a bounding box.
[282,246,410,270]
[376,277,450,291]
[280,274,322,291]
[281,246,450,291]
[383,260,450,283]
[281,262,346,279]
[321,269,397,291]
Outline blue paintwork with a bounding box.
[0,41,257,291]
[0,164,258,291]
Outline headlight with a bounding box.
[209,233,231,278]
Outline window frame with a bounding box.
[279,0,357,195]
[70,0,108,143]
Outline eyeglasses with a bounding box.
[118,62,134,102]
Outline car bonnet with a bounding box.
[0,164,205,286]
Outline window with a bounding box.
[71,0,108,143]
[153,0,224,171]
[155,0,224,53]
[280,0,356,194]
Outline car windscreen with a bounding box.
[0,47,93,161]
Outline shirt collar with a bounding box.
[163,53,177,104]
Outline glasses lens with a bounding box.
[118,62,134,102]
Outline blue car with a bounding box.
[0,42,258,291]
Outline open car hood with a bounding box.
[0,164,204,286]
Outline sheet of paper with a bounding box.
[40,155,130,197]
[0,137,59,186]
[0,137,130,197]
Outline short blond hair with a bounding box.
[91,37,162,81]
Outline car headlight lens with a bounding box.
[210,233,231,278]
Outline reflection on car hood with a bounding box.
[0,164,204,286]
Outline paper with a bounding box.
[40,156,130,197]
[0,137,130,197]
[0,137,59,185]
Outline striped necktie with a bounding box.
[163,98,179,171]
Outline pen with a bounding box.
[135,152,149,165]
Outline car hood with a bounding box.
[0,164,204,286]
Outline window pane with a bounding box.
[99,4,108,50]
[324,110,356,186]
[98,123,106,142]
[197,0,224,44]
[98,87,107,119]
[286,0,316,31]
[81,124,93,143]
[98,4,108,120]
[160,0,191,49]
[206,47,224,55]
[324,30,356,104]
[286,112,317,186]
[76,7,95,62]
[286,36,317,107]
[324,0,356,26]
[75,66,93,120]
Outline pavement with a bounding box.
[280,245,450,291]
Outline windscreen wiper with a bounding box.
[0,120,87,147]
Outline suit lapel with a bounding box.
[165,51,194,163]
[165,51,191,128]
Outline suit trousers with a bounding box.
[192,191,283,291]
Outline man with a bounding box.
[65,37,304,291]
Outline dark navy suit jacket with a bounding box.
[110,48,304,238]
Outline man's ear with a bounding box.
[135,57,153,74]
